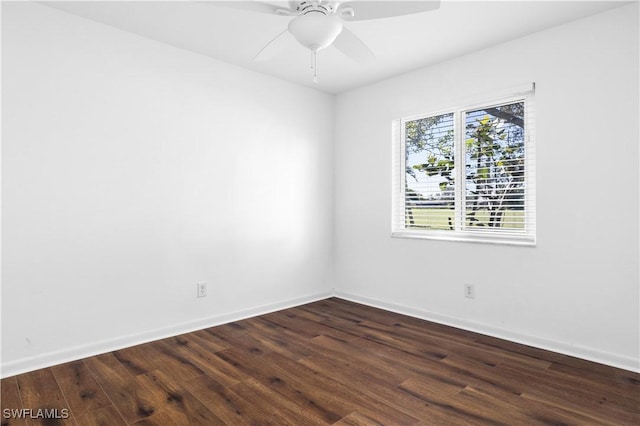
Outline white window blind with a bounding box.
[392,86,535,245]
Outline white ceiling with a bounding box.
[43,0,629,94]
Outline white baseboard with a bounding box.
[333,290,640,373]
[1,291,332,378]
[4,289,637,377]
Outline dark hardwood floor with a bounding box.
[1,298,639,425]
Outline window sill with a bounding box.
[391,229,536,247]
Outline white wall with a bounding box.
[1,2,334,376]
[333,3,639,371]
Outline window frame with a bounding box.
[392,87,536,246]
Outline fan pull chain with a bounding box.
[311,50,318,83]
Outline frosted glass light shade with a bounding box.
[288,14,343,52]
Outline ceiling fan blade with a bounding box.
[337,0,441,21]
[332,27,374,62]
[253,29,294,61]
[209,1,293,16]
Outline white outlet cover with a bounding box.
[197,282,207,298]
[464,284,475,298]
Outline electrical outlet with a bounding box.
[464,283,475,299]
[197,282,207,298]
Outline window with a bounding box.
[392,86,535,245]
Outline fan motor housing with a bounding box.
[294,1,339,15]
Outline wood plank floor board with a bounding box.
[461,384,608,426]
[174,330,227,354]
[359,317,554,373]
[2,298,638,425]
[519,392,626,426]
[14,368,75,426]
[359,320,454,357]
[453,385,554,426]
[546,357,640,391]
[210,345,347,422]
[191,329,229,346]
[242,321,318,361]
[245,352,351,424]
[495,361,640,422]
[315,331,473,390]
[211,348,270,383]
[202,327,273,357]
[50,360,111,416]
[440,353,529,396]
[0,377,29,426]
[83,354,158,424]
[359,319,553,371]
[306,334,428,387]
[230,378,331,426]
[263,349,427,424]
[128,409,177,426]
[353,339,496,393]
[431,361,597,425]
[169,338,248,388]
[312,314,369,340]
[235,346,422,425]
[72,405,126,426]
[14,369,67,412]
[471,334,572,367]
[270,307,363,343]
[475,332,639,391]
[300,299,393,327]
[135,370,225,426]
[210,346,369,423]
[204,322,248,340]
[256,314,324,340]
[331,411,386,426]
[398,376,573,426]
[399,377,530,424]
[298,353,439,423]
[519,383,639,424]
[321,335,502,399]
[182,373,276,426]
[297,303,373,335]
[139,341,205,382]
[112,344,161,377]
[397,378,504,426]
[497,358,640,411]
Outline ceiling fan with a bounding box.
[213,1,441,82]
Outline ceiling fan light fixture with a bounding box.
[288,14,343,52]
[218,0,442,83]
